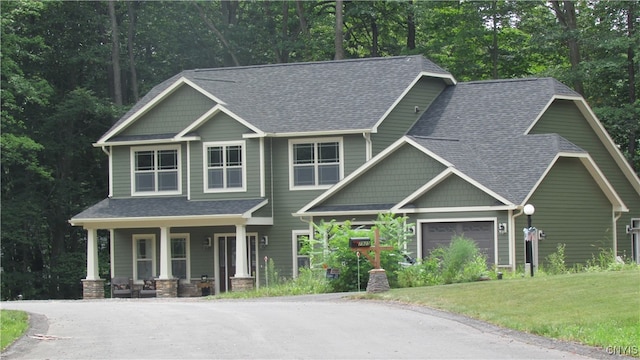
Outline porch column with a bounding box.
[82,228,105,299]
[234,224,249,277]
[231,224,254,292]
[86,228,100,280]
[158,226,172,279]
[157,226,178,297]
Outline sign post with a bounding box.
[350,228,393,293]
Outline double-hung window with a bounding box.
[289,138,342,190]
[204,141,245,192]
[171,235,190,280]
[131,145,181,195]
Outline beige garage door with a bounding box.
[421,221,494,264]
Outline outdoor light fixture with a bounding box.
[524,204,535,277]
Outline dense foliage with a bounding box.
[1,0,638,299]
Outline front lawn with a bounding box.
[369,270,640,356]
[1,309,28,351]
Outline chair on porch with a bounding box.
[111,277,133,298]
[139,278,157,298]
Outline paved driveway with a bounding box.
[1,294,609,359]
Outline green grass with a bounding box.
[368,270,640,354]
[1,310,29,351]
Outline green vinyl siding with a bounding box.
[322,144,447,207]
[530,100,640,257]
[122,85,215,136]
[372,77,446,155]
[189,112,261,200]
[112,229,135,277]
[515,157,613,267]
[111,143,188,198]
[412,175,500,208]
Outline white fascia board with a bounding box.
[292,209,386,217]
[96,77,220,145]
[242,199,269,218]
[181,77,228,105]
[176,105,265,139]
[404,137,454,167]
[392,169,454,211]
[93,137,199,147]
[69,214,248,229]
[296,137,411,214]
[527,96,640,196]
[448,167,514,206]
[260,129,372,138]
[372,72,456,133]
[401,205,517,214]
[521,152,628,212]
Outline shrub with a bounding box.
[397,235,488,286]
[545,243,568,275]
[436,236,488,284]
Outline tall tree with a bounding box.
[335,0,345,60]
[550,0,584,95]
[108,0,123,105]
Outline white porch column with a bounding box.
[159,226,172,279]
[234,224,249,277]
[85,228,100,280]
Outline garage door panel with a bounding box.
[422,221,494,264]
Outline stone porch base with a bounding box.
[230,277,255,292]
[156,279,179,298]
[82,279,106,299]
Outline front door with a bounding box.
[215,234,258,293]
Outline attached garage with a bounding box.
[421,221,495,264]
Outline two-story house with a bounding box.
[71,55,640,299]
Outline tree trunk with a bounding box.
[281,1,289,63]
[406,0,415,50]
[627,1,637,171]
[371,17,378,57]
[491,1,499,79]
[108,0,123,105]
[551,0,584,95]
[334,0,345,60]
[295,0,309,36]
[127,1,139,103]
[193,2,240,67]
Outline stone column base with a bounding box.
[82,279,106,299]
[367,269,390,293]
[230,277,255,292]
[156,279,179,298]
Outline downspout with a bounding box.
[511,206,525,272]
[363,132,372,161]
[613,210,622,257]
[186,141,191,200]
[101,146,113,198]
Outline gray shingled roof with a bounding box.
[105,55,452,140]
[407,77,586,205]
[71,197,266,220]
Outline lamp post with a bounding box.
[523,204,535,277]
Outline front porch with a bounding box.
[70,197,271,299]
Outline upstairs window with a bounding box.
[204,141,246,192]
[131,145,181,195]
[289,138,342,190]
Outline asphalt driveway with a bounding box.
[1,293,613,359]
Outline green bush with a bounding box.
[306,213,415,292]
[397,235,488,286]
[545,243,568,275]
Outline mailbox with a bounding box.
[349,237,371,248]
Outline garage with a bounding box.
[421,221,495,264]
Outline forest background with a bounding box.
[1,0,638,300]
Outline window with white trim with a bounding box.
[204,141,245,192]
[133,235,156,281]
[289,138,342,189]
[171,234,190,280]
[292,230,311,277]
[131,145,181,195]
